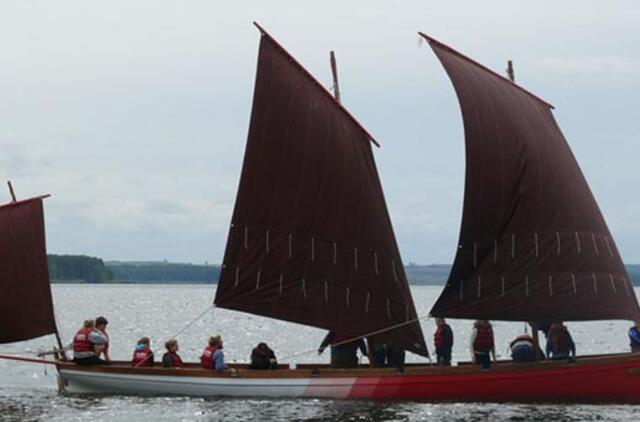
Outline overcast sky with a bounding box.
[1,1,638,265]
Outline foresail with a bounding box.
[0,197,58,343]
[215,26,428,356]
[421,34,640,322]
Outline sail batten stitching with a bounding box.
[473,242,478,268]
[477,277,482,298]
[302,278,307,299]
[525,276,530,297]
[265,230,270,253]
[365,292,371,313]
[605,236,614,258]
[548,275,553,296]
[511,234,516,258]
[459,280,464,301]
[354,247,358,271]
[311,238,315,263]
[333,242,337,265]
[500,276,505,297]
[556,232,561,256]
[279,274,284,294]
[494,239,498,263]
[345,288,350,307]
[386,299,391,319]
[235,267,240,287]
[609,274,617,295]
[575,232,581,255]
[374,252,379,276]
[534,233,539,258]
[571,273,577,294]
[255,270,261,290]
[244,227,249,250]
[592,273,598,294]
[591,232,599,256]
[288,234,293,259]
[392,260,399,283]
[324,282,329,302]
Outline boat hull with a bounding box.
[56,353,640,403]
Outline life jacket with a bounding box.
[250,344,275,369]
[473,324,494,352]
[200,344,220,369]
[550,325,571,354]
[132,347,153,367]
[510,334,534,349]
[73,327,94,355]
[164,351,184,367]
[434,324,452,349]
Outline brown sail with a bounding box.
[0,196,59,343]
[215,25,428,356]
[421,34,640,322]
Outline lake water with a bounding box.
[1,284,640,421]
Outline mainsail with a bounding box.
[421,33,640,322]
[0,195,59,343]
[215,25,428,356]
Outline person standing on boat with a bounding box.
[629,323,640,352]
[131,337,154,367]
[470,320,495,369]
[434,318,454,366]
[546,321,576,360]
[72,319,107,365]
[162,339,185,368]
[200,335,225,371]
[318,331,368,368]
[94,316,110,362]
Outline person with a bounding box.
[162,339,184,368]
[249,342,277,370]
[386,345,406,371]
[629,323,640,353]
[367,339,406,370]
[509,333,542,363]
[95,316,110,362]
[434,318,454,366]
[131,337,154,367]
[72,319,107,365]
[546,321,576,360]
[200,335,225,371]
[470,320,495,369]
[318,331,368,369]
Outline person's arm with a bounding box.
[214,350,225,371]
[469,327,478,362]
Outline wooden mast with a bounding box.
[330,51,341,104]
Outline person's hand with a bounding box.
[317,349,323,356]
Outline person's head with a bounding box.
[96,316,108,330]
[475,319,490,328]
[209,335,223,347]
[435,318,446,327]
[165,339,179,352]
[138,336,150,347]
[83,319,95,329]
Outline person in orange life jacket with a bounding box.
[201,335,225,371]
[470,320,495,369]
[131,337,154,367]
[162,339,184,368]
[509,333,543,363]
[546,321,576,360]
[318,331,368,369]
[94,316,110,362]
[250,342,277,370]
[72,319,107,365]
[434,318,454,366]
[629,322,640,353]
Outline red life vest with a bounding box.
[132,348,154,367]
[550,326,571,354]
[200,344,220,369]
[164,351,184,367]
[473,324,494,351]
[434,325,451,349]
[73,327,94,355]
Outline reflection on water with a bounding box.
[1,284,639,421]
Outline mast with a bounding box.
[330,51,341,104]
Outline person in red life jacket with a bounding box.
[131,336,154,367]
[629,322,640,353]
[200,335,226,371]
[318,331,368,369]
[434,318,454,366]
[162,339,184,368]
[509,333,543,362]
[546,321,576,360]
[470,320,495,369]
[249,342,277,370]
[72,319,107,365]
[94,316,110,362]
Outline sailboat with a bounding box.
[2,24,640,403]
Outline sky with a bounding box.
[0,1,638,265]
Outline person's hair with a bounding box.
[208,335,222,346]
[165,339,178,350]
[83,319,95,329]
[138,336,150,346]
[96,316,108,326]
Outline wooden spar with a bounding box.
[0,353,59,365]
[330,51,341,103]
[7,181,17,202]
[54,331,68,361]
[507,60,515,83]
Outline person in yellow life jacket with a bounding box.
[72,319,107,365]
[95,316,110,362]
[546,321,576,360]
[200,335,225,371]
[470,320,495,369]
[131,337,154,367]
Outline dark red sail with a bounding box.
[0,197,58,343]
[421,34,640,322]
[215,25,428,356]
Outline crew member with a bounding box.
[162,339,184,368]
[200,335,225,371]
[131,337,154,367]
[95,316,110,362]
[249,342,277,370]
[318,331,368,369]
[509,333,539,362]
[546,321,576,360]
[629,323,640,353]
[434,318,454,366]
[72,319,107,365]
[470,320,495,369]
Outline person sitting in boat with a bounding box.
[131,336,154,367]
[200,335,225,371]
[509,333,543,362]
[249,342,277,369]
[470,320,495,369]
[72,319,108,365]
[318,331,368,369]
[94,316,110,362]
[629,323,640,353]
[162,339,185,368]
[434,318,454,366]
[546,321,576,360]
